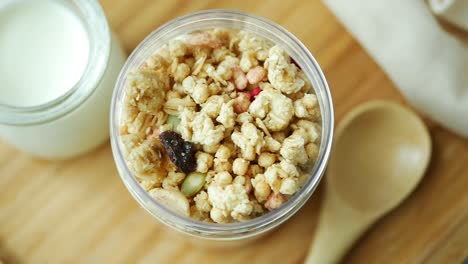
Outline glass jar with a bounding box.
[110,10,334,241]
[0,0,126,159]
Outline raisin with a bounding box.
[159,131,196,174]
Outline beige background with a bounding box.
[1,0,468,263]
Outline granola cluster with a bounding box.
[120,28,322,223]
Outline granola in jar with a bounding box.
[120,28,322,223]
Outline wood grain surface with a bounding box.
[1,0,468,263]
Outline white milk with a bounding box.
[0,0,89,107]
[0,0,127,159]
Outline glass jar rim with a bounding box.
[0,0,110,126]
[110,9,334,240]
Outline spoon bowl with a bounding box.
[330,100,431,213]
[306,101,431,264]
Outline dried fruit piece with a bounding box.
[250,87,262,101]
[159,131,196,174]
[166,115,181,133]
[149,188,190,216]
[186,32,222,48]
[264,193,286,211]
[246,66,266,84]
[232,67,248,90]
[181,172,206,197]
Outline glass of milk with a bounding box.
[0,0,126,159]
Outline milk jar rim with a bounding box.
[0,0,111,126]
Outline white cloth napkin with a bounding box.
[323,0,468,138]
[429,0,468,31]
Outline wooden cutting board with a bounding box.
[1,0,468,263]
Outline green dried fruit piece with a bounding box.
[181,172,206,197]
[166,115,181,133]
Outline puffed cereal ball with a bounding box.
[232,158,249,176]
[195,152,214,173]
[214,171,233,186]
[215,145,231,161]
[251,174,271,202]
[258,152,276,168]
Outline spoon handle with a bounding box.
[305,186,377,264]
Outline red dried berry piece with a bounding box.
[250,87,262,101]
[159,131,196,174]
[290,57,301,70]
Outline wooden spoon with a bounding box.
[305,101,431,264]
